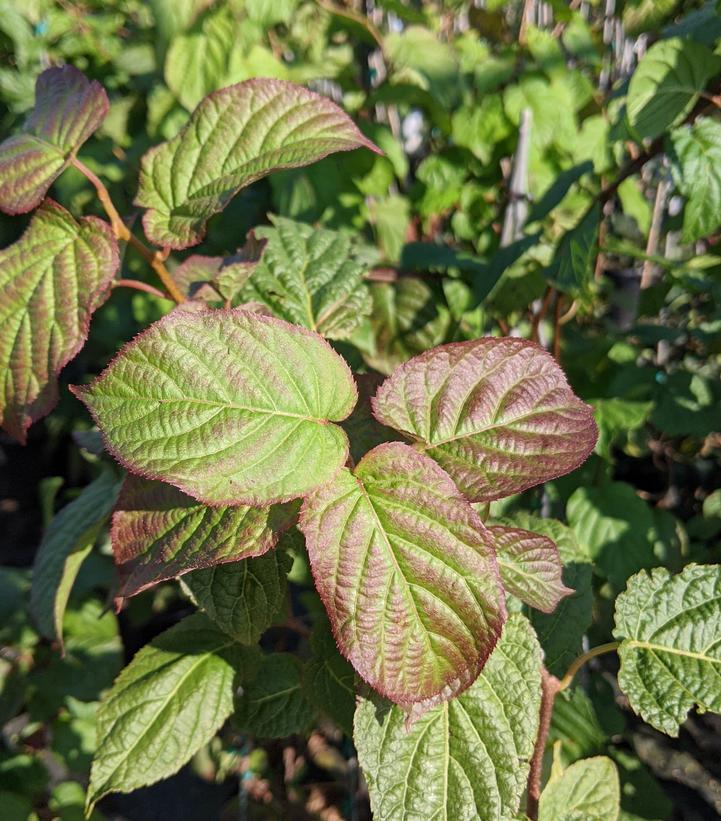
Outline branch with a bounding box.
[526,668,559,820]
[71,158,186,305]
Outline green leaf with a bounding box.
[111,476,277,599]
[183,550,292,643]
[299,442,505,706]
[613,564,721,736]
[1,200,118,443]
[354,614,541,821]
[671,117,721,242]
[549,204,600,293]
[372,337,597,503]
[626,38,721,140]
[173,239,264,303]
[239,216,373,339]
[135,78,380,249]
[72,309,357,506]
[88,613,247,808]
[30,471,120,646]
[304,618,356,736]
[489,522,572,614]
[538,756,620,821]
[234,653,313,738]
[590,398,652,460]
[0,66,108,214]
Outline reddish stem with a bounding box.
[113,279,171,300]
[526,668,560,820]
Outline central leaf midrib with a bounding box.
[626,639,721,664]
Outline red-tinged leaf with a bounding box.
[488,523,573,613]
[372,338,598,502]
[71,309,357,506]
[299,441,506,706]
[0,66,109,214]
[135,78,382,249]
[0,200,118,443]
[112,476,277,600]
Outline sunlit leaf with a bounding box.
[538,756,620,821]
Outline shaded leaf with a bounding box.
[111,476,277,599]
[1,200,118,443]
[538,756,620,821]
[72,309,357,506]
[549,204,600,293]
[173,237,265,303]
[354,614,541,821]
[304,618,356,736]
[299,441,505,706]
[240,216,373,339]
[372,337,597,502]
[135,78,380,249]
[30,471,120,646]
[0,66,108,214]
[489,522,572,614]
[613,564,721,736]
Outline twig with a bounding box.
[530,286,554,343]
[552,293,563,361]
[558,299,579,326]
[71,157,186,305]
[113,279,171,300]
[526,668,559,820]
[641,176,670,289]
[501,108,532,247]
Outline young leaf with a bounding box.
[87,614,248,809]
[626,38,721,140]
[372,338,597,503]
[135,78,381,249]
[613,564,721,736]
[30,471,120,647]
[234,653,313,738]
[72,309,357,506]
[183,550,292,643]
[354,614,541,821]
[538,756,620,821]
[488,522,572,614]
[1,200,119,443]
[173,248,262,303]
[239,216,373,339]
[111,476,277,599]
[299,441,506,706]
[0,66,109,214]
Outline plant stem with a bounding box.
[71,157,186,305]
[113,279,171,300]
[526,667,559,820]
[556,641,620,693]
[314,0,384,52]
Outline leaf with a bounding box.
[30,471,120,646]
[671,117,721,242]
[488,522,572,614]
[234,653,313,738]
[135,78,381,249]
[613,564,721,736]
[299,441,505,706]
[72,309,357,506]
[590,398,652,460]
[0,66,108,214]
[239,216,373,339]
[111,476,278,600]
[87,614,248,809]
[304,618,356,736]
[538,756,620,821]
[173,239,265,303]
[527,161,594,224]
[354,614,542,821]
[626,38,721,140]
[549,204,600,293]
[183,550,292,643]
[372,337,597,503]
[1,200,119,443]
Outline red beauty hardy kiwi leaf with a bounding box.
[0,66,109,214]
[71,309,357,506]
[371,337,598,502]
[0,200,118,443]
[488,523,573,613]
[111,475,278,601]
[135,77,382,249]
[299,441,506,706]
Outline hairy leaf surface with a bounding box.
[1,201,118,443]
[354,614,541,821]
[111,476,277,599]
[538,756,620,821]
[613,564,721,735]
[135,78,380,248]
[299,441,505,706]
[73,309,357,506]
[240,216,373,338]
[31,471,120,646]
[88,614,247,808]
[489,521,572,613]
[0,66,108,214]
[372,338,597,502]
